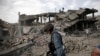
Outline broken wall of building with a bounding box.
[0,19,17,42]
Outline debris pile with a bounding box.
[0,8,100,56]
[63,37,88,53]
[0,31,100,56]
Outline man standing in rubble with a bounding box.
[43,23,65,56]
[85,28,89,37]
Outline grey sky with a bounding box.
[0,0,100,23]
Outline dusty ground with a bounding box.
[0,32,100,56]
[65,32,100,56]
[64,36,100,56]
[21,33,100,56]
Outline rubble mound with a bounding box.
[0,34,99,56]
[63,37,88,53]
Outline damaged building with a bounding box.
[1,7,100,56]
[0,19,10,42]
[18,11,62,35]
[19,12,58,26]
[19,8,98,36]
[63,8,98,35]
[0,19,15,42]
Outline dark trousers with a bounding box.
[47,47,66,56]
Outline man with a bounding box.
[85,29,89,37]
[43,23,65,56]
[91,44,100,56]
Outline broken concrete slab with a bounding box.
[0,41,34,56]
[22,26,32,34]
[76,9,86,15]
[69,13,78,20]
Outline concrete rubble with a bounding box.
[0,8,100,56]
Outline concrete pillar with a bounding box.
[44,17,46,24]
[49,16,50,22]
[36,17,39,23]
[75,24,77,31]
[86,23,88,28]
[0,27,2,37]
[54,17,56,23]
[92,12,94,19]
[41,16,42,23]
[84,15,87,19]
[82,15,84,19]
[18,12,22,36]
[18,22,22,37]
[24,20,26,26]
[82,23,84,30]
[18,12,20,23]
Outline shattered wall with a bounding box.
[0,19,16,42]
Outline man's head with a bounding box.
[43,23,54,34]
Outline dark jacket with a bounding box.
[49,31,65,56]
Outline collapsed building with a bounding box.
[95,15,100,31]
[18,11,60,35]
[18,8,98,35]
[0,8,100,56]
[63,8,98,35]
[0,19,15,42]
[0,8,98,39]
[0,19,9,41]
